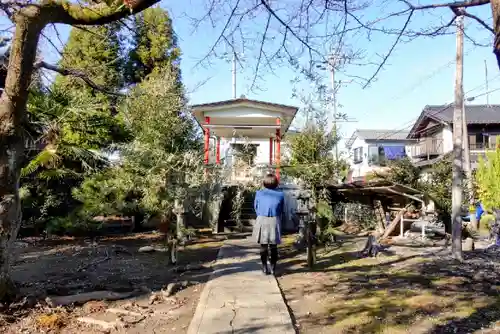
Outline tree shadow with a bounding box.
[11,234,224,299]
[278,239,500,333]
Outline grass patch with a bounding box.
[278,235,500,334]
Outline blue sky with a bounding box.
[163,1,500,149]
[3,1,500,150]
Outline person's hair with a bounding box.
[263,173,279,189]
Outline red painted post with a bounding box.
[216,137,221,165]
[276,118,281,181]
[269,137,273,165]
[204,116,210,165]
[273,138,276,163]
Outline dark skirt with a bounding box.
[252,216,281,245]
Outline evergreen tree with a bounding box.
[56,24,123,95]
[125,7,181,87]
[75,68,203,227]
[20,25,130,233]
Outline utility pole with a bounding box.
[451,12,464,261]
[329,55,339,160]
[232,50,237,99]
[485,60,489,105]
[462,99,477,250]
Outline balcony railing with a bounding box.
[469,143,492,151]
[408,138,443,158]
[207,164,291,185]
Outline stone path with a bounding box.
[187,238,295,334]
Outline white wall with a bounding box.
[204,107,281,123]
[347,137,369,179]
[348,138,410,179]
[406,126,452,162]
[209,137,291,165]
[442,126,453,153]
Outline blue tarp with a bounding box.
[382,145,406,160]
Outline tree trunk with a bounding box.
[174,198,185,243]
[0,11,43,301]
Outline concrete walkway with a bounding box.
[187,238,295,334]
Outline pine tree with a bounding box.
[125,7,181,87]
[20,25,130,234]
[56,24,123,96]
[75,68,203,229]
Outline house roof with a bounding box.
[408,104,500,138]
[190,97,298,114]
[345,129,411,149]
[189,97,299,138]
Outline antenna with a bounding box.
[485,59,489,105]
[232,50,237,99]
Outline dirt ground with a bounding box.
[277,234,500,334]
[0,232,222,333]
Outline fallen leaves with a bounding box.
[35,312,67,331]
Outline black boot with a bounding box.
[260,245,270,275]
[270,244,278,276]
[270,263,276,275]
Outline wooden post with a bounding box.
[276,118,281,180]
[451,13,464,261]
[400,217,404,237]
[204,116,210,165]
[216,137,220,165]
[462,92,477,247]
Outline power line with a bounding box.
[389,40,488,103]
[350,36,494,127]
[373,79,500,142]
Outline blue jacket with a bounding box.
[254,188,284,217]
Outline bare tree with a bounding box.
[187,0,495,91]
[0,0,161,301]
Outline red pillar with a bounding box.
[204,116,210,165]
[273,139,276,163]
[216,137,221,165]
[269,137,273,165]
[275,118,281,180]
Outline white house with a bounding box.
[191,97,299,184]
[345,129,414,182]
[406,104,500,169]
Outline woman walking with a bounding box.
[252,173,284,275]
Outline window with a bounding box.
[368,145,388,166]
[368,146,379,165]
[474,133,490,149]
[378,146,387,166]
[353,147,363,163]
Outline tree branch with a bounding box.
[403,0,490,10]
[462,10,494,33]
[36,0,160,26]
[36,61,125,96]
[363,11,414,88]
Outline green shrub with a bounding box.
[480,214,495,231]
